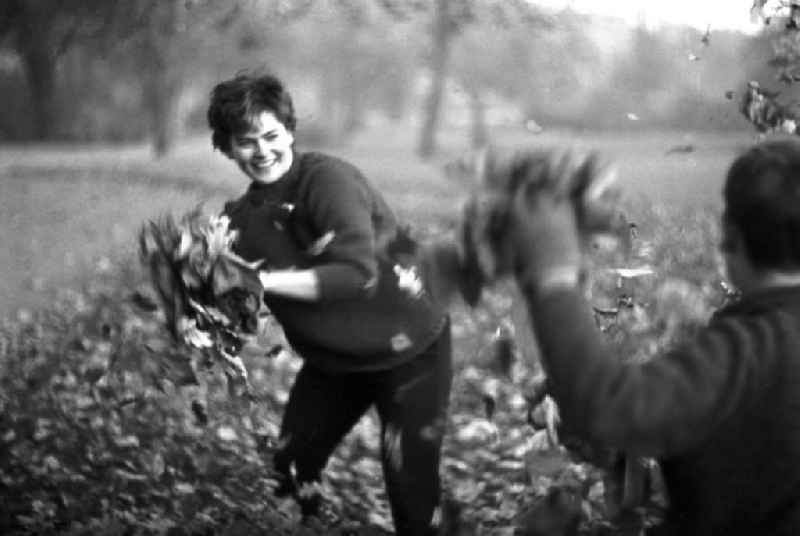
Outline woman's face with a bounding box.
[228,110,294,184]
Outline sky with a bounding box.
[531,0,764,33]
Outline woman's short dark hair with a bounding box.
[207,72,296,154]
[724,138,800,270]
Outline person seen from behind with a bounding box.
[499,138,800,535]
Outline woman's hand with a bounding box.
[259,269,321,301]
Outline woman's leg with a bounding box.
[375,321,453,535]
[272,363,372,515]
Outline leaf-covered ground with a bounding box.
[0,194,730,535]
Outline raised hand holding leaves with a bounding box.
[458,147,623,296]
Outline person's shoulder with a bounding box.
[701,300,799,359]
[712,286,800,323]
[297,151,370,196]
[300,151,364,180]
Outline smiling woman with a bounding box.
[206,71,453,535]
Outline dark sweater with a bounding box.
[521,280,800,535]
[224,151,447,372]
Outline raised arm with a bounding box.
[519,278,762,457]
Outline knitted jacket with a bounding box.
[521,281,800,535]
[223,150,447,372]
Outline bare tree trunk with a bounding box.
[343,97,365,136]
[143,0,183,158]
[20,37,59,140]
[417,0,453,159]
[467,87,488,149]
[148,72,180,158]
[10,0,60,140]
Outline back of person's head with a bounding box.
[207,71,296,154]
[724,138,800,271]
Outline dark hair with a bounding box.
[207,72,296,154]
[724,138,800,270]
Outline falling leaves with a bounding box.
[778,70,800,84]
[791,2,800,29]
[454,418,499,444]
[607,266,655,279]
[191,399,209,426]
[701,24,711,46]
[306,230,336,256]
[178,317,214,348]
[752,0,769,22]
[664,144,696,155]
[129,289,159,312]
[739,80,800,134]
[393,263,424,298]
[751,0,800,28]
[174,482,196,495]
[528,396,561,447]
[139,208,267,396]
[216,425,238,442]
[486,322,517,379]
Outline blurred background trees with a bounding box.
[0,0,789,157]
[0,0,130,140]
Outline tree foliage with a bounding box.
[416,0,551,158]
[0,0,132,139]
[736,1,800,135]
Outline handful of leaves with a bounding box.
[739,80,799,135]
[138,207,264,395]
[458,146,625,303]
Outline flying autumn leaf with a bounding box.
[479,321,517,379]
[607,266,655,279]
[789,2,800,29]
[455,418,499,444]
[750,0,769,23]
[306,230,336,256]
[701,24,711,46]
[216,425,238,442]
[129,288,159,312]
[665,144,696,155]
[191,399,208,426]
[739,80,799,134]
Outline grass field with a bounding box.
[0,124,751,318]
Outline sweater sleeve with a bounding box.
[303,160,381,302]
[523,283,766,457]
